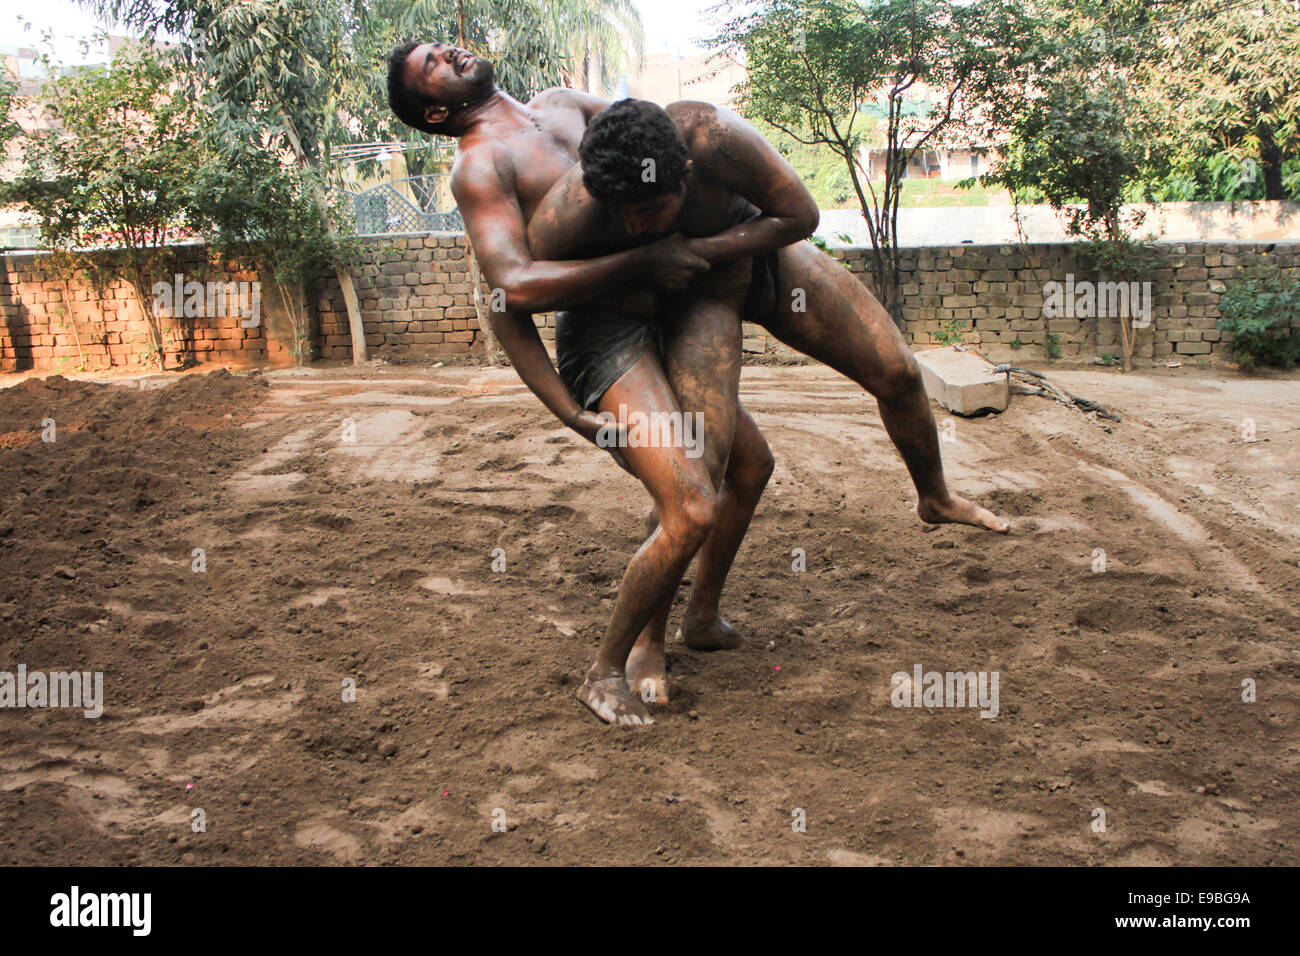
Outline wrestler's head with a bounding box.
[387,39,496,135]
[579,99,691,238]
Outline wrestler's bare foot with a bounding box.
[680,614,743,651]
[918,493,1010,534]
[626,643,668,705]
[577,667,654,726]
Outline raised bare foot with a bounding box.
[918,494,1010,534]
[626,643,668,705]
[679,615,743,651]
[576,670,653,726]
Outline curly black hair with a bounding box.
[387,39,446,135]
[579,99,689,205]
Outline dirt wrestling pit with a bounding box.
[0,359,1297,865]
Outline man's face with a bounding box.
[615,185,687,239]
[403,42,495,125]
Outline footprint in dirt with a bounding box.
[293,817,365,862]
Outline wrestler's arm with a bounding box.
[678,105,820,265]
[451,148,663,314]
[449,150,628,447]
[547,87,613,122]
[483,306,583,424]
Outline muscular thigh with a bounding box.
[597,351,714,514]
[764,240,913,385]
[658,259,749,486]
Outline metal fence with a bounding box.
[335,174,463,236]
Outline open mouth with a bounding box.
[455,51,473,74]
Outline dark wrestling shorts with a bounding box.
[556,200,780,411]
[555,307,665,412]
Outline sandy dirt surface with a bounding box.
[0,360,1297,865]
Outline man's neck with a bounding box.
[453,88,534,139]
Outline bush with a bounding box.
[1215,265,1300,369]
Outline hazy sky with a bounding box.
[2,1,107,63]
[1,0,725,63]
[637,0,731,53]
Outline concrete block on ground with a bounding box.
[914,346,1009,416]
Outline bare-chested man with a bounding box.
[386,41,1008,726]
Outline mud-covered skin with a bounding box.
[524,104,1009,537]
[400,54,774,723]
[761,240,1008,533]
[400,61,793,723]
[517,106,813,712]
[393,48,1005,724]
[577,673,653,726]
[592,274,755,708]
[396,48,1005,538]
[409,52,710,437]
[524,102,819,310]
[522,102,1005,714]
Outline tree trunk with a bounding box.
[282,275,310,367]
[1259,126,1285,201]
[1118,313,1133,373]
[335,265,366,364]
[60,277,86,369]
[880,152,904,328]
[125,263,167,369]
[259,79,367,365]
[467,238,503,365]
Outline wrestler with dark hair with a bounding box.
[387,44,1008,726]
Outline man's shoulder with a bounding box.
[665,100,722,120]
[666,101,747,160]
[526,86,576,106]
[449,138,514,198]
[665,101,738,144]
[525,85,605,115]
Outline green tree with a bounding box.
[976,0,1164,241]
[86,0,379,362]
[712,0,1036,322]
[1215,263,1300,369]
[0,68,21,250]
[188,140,352,365]
[0,69,20,156]
[1147,0,1300,202]
[983,77,1158,242]
[973,0,1168,369]
[991,0,1300,212]
[2,38,204,367]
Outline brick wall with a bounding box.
[3,236,1295,373]
[312,233,555,362]
[0,234,545,372]
[822,240,1299,364]
[0,244,286,372]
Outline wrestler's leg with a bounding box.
[624,601,671,704]
[622,290,743,702]
[679,402,773,649]
[764,241,1009,533]
[625,412,772,696]
[577,350,723,726]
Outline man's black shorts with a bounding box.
[555,200,779,411]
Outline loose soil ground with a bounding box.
[0,359,1297,865]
